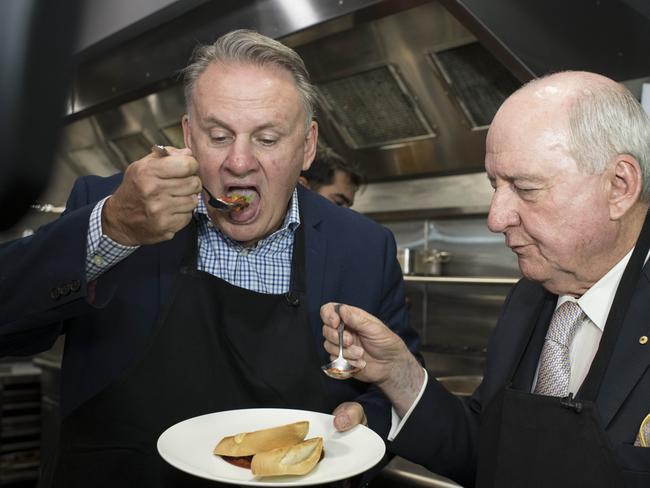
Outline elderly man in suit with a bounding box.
[0,30,420,487]
[323,71,650,487]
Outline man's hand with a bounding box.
[321,303,425,417]
[102,147,201,245]
[332,402,366,432]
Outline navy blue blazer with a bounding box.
[0,174,421,438]
[389,278,650,487]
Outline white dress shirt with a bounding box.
[390,247,643,440]
[532,248,635,394]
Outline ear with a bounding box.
[302,121,318,171]
[181,114,192,150]
[608,154,643,220]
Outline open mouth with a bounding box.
[225,186,260,222]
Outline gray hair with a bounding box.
[181,29,316,128]
[566,83,650,202]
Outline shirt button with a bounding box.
[240,249,249,256]
[640,336,648,345]
[92,254,104,266]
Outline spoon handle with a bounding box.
[335,304,345,358]
[337,321,345,359]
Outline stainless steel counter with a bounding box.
[378,456,462,488]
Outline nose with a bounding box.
[222,138,258,177]
[487,187,520,233]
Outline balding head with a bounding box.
[485,71,650,296]
[491,71,650,200]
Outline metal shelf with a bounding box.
[404,275,519,285]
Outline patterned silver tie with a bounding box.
[534,301,584,397]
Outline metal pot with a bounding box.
[397,248,451,275]
[397,248,417,275]
[416,249,451,276]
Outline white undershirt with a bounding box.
[389,247,645,440]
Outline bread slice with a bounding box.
[251,437,323,477]
[213,421,309,457]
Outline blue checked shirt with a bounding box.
[85,190,300,294]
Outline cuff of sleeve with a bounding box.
[86,197,139,282]
[387,368,428,441]
[87,197,110,254]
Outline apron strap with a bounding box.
[285,205,306,306]
[579,210,650,401]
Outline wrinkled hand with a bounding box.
[332,402,367,432]
[102,146,201,245]
[321,303,425,417]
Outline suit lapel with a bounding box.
[483,281,553,400]
[510,290,556,391]
[299,187,328,343]
[597,268,650,427]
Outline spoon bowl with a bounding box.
[201,186,250,212]
[321,304,360,380]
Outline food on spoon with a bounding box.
[221,193,253,211]
[213,421,308,457]
[251,437,323,477]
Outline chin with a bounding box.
[517,259,547,284]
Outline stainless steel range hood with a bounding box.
[59,0,525,184]
[57,0,650,186]
[292,1,521,181]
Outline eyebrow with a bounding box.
[511,175,546,184]
[487,174,545,184]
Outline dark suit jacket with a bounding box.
[0,173,421,439]
[390,277,650,487]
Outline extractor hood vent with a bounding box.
[111,133,153,163]
[316,64,435,149]
[430,42,521,128]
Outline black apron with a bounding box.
[476,212,650,488]
[50,220,329,487]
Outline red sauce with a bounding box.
[220,450,325,470]
[222,455,253,469]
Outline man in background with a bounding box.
[299,147,363,208]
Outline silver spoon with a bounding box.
[321,304,360,380]
[150,145,249,212]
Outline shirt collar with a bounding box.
[557,248,649,332]
[194,187,301,246]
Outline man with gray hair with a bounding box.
[322,71,650,487]
[0,30,420,487]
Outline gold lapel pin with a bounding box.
[640,336,648,345]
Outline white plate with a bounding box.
[157,408,386,486]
